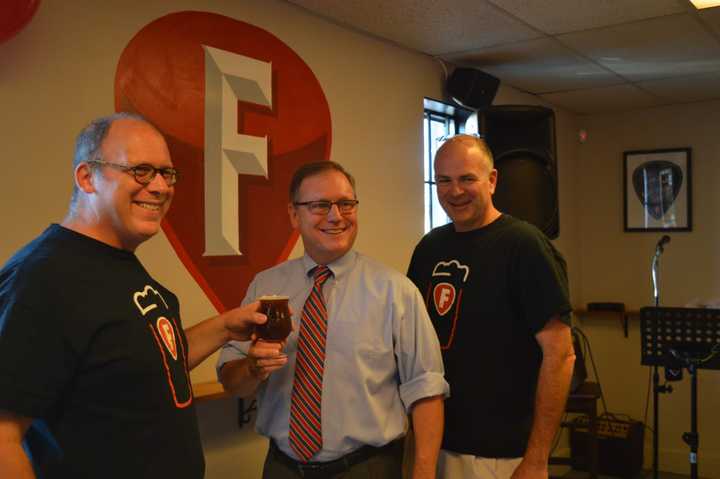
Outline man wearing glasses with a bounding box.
[217,161,449,479]
[0,113,265,479]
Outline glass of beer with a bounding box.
[256,295,291,341]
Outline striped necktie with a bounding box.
[289,265,333,461]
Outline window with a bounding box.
[422,98,477,233]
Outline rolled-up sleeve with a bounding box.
[395,282,450,412]
[216,340,251,379]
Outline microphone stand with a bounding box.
[650,236,671,479]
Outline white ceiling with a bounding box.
[286,0,720,114]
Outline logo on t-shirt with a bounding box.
[132,285,192,408]
[133,285,169,315]
[433,283,456,316]
[427,260,470,350]
[157,317,178,360]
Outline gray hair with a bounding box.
[69,112,149,207]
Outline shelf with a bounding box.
[193,381,231,402]
[573,309,640,338]
[574,309,639,318]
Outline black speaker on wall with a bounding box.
[480,105,559,238]
[446,67,500,109]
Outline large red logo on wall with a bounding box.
[115,11,332,311]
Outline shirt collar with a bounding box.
[301,250,357,280]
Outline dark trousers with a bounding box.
[262,440,404,479]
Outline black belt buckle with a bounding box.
[295,458,349,478]
[270,438,400,478]
[269,441,350,478]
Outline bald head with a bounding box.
[433,134,500,231]
[435,134,494,172]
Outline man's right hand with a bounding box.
[222,301,268,342]
[247,339,288,381]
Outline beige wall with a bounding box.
[0,0,446,378]
[0,0,624,479]
[0,0,448,475]
[576,100,720,476]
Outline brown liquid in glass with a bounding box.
[256,296,291,341]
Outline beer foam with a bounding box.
[258,295,289,301]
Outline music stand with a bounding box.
[640,306,720,479]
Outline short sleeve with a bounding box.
[511,228,572,334]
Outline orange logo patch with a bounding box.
[433,283,456,317]
[156,317,178,360]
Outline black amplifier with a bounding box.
[569,416,644,478]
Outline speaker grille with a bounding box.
[494,150,558,237]
[481,105,559,238]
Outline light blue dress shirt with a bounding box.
[217,250,449,462]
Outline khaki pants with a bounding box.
[438,450,522,479]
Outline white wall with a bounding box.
[0,1,584,477]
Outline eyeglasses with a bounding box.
[87,159,179,186]
[293,199,359,215]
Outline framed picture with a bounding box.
[623,148,692,232]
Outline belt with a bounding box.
[268,438,403,478]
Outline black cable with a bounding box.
[237,398,257,429]
[573,325,646,437]
[550,412,568,456]
[572,327,608,415]
[695,342,720,365]
[577,326,617,434]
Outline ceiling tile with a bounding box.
[445,37,623,94]
[637,71,720,103]
[558,14,720,81]
[287,0,541,55]
[286,0,720,114]
[699,5,720,36]
[489,0,687,34]
[539,84,664,115]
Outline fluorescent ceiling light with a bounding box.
[689,0,720,8]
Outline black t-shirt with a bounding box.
[0,225,204,478]
[407,215,571,458]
